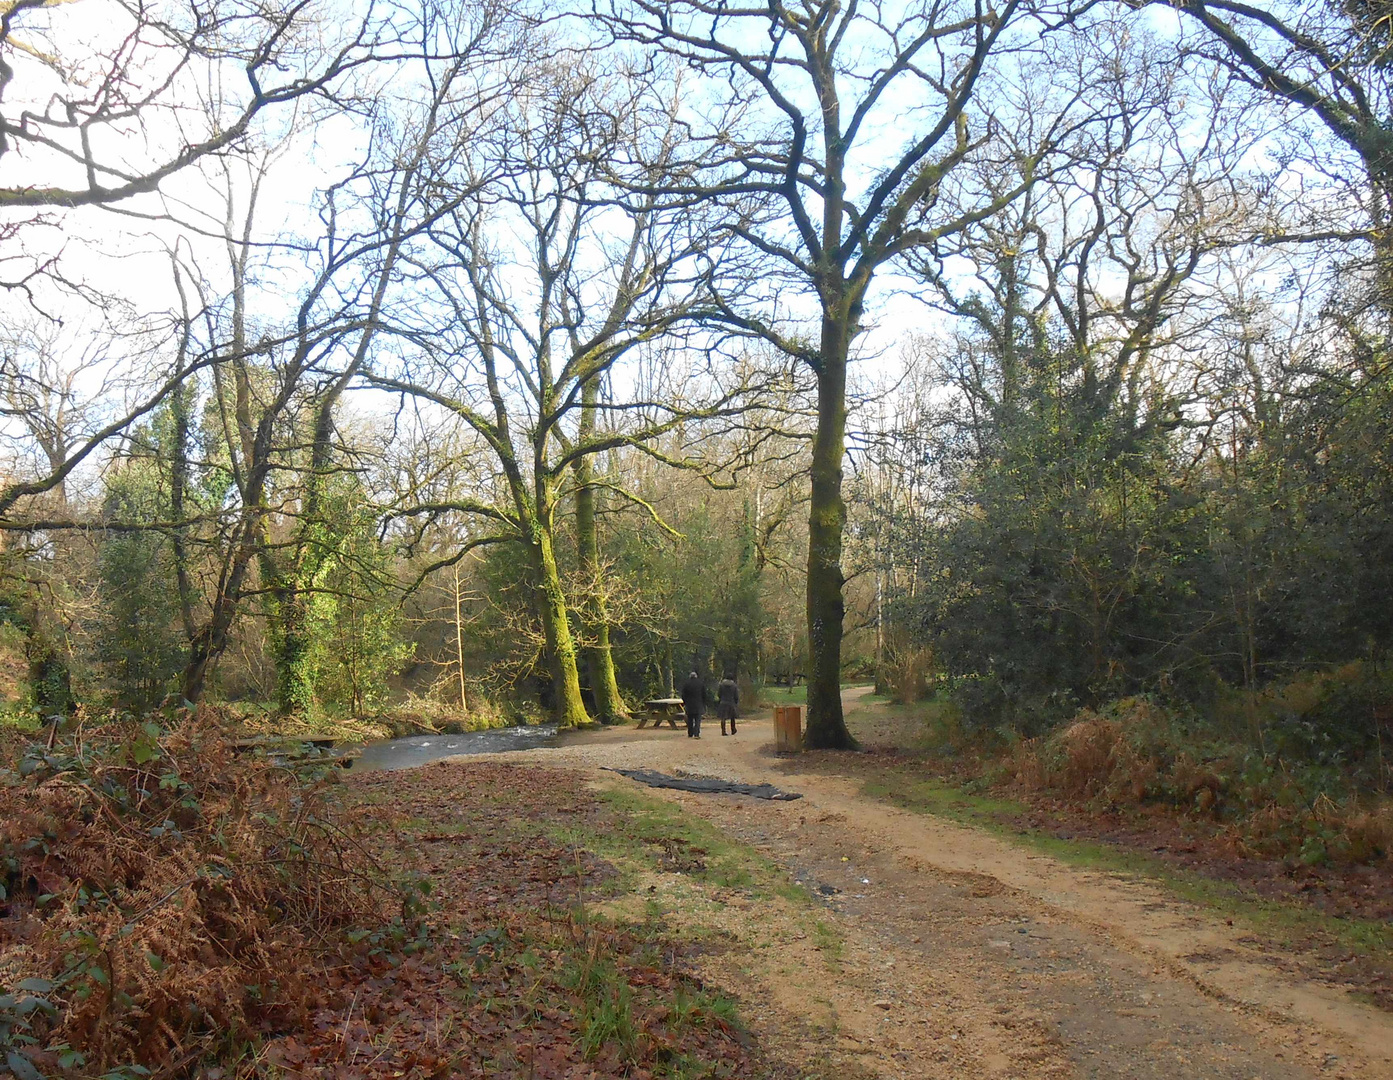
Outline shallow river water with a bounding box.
[352,723,559,772]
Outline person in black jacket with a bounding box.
[717,673,739,735]
[679,670,705,738]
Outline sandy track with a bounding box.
[449,692,1393,1079]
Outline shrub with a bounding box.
[0,710,396,1074]
[1001,695,1393,865]
[879,643,935,705]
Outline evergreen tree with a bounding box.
[96,465,184,711]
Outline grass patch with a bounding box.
[0,707,41,732]
[760,685,807,706]
[760,682,873,708]
[858,772,1024,826]
[341,762,773,1076]
[668,985,740,1031]
[545,784,795,897]
[540,780,850,1002]
[841,693,960,748]
[811,919,843,966]
[560,948,639,1060]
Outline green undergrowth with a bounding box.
[549,915,745,1073]
[878,676,1393,869]
[532,782,846,979]
[858,767,1393,962]
[383,775,834,943]
[493,776,841,1071]
[759,684,807,706]
[347,762,782,1076]
[0,706,41,732]
[760,681,873,708]
[220,695,533,743]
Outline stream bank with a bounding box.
[353,722,559,771]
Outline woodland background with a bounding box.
[1,0,1392,790]
[10,3,1393,1072]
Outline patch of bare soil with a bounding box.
[664,780,1350,1080]
[800,748,1393,1012]
[823,691,1393,1012]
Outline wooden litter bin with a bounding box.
[773,705,802,754]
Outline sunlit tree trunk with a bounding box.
[454,561,468,711]
[526,494,590,728]
[574,376,627,722]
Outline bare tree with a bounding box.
[173,2,516,704]
[600,0,1095,746]
[0,321,115,510]
[0,0,385,211]
[0,0,405,520]
[916,17,1259,436]
[1137,1,1393,310]
[372,61,768,726]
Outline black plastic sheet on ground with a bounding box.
[609,767,802,801]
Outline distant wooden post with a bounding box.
[774,705,803,754]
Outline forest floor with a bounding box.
[378,686,1393,1080]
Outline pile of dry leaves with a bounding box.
[253,761,764,1078]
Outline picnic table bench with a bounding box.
[637,697,685,730]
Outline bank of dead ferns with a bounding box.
[0,713,395,1074]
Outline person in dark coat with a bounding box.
[717,674,739,735]
[679,670,705,738]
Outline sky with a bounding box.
[0,0,1361,495]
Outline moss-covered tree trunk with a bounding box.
[273,552,325,717]
[274,404,340,718]
[527,501,590,728]
[573,378,626,722]
[274,601,315,716]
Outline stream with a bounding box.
[351,723,560,772]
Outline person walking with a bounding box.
[680,669,705,738]
[717,673,739,735]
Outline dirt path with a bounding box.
[453,690,1393,1080]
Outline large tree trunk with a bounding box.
[528,518,591,728]
[168,381,198,641]
[804,310,857,749]
[181,624,221,705]
[273,406,341,718]
[573,378,627,723]
[575,475,626,721]
[274,589,317,716]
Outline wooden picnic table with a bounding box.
[637,698,685,730]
